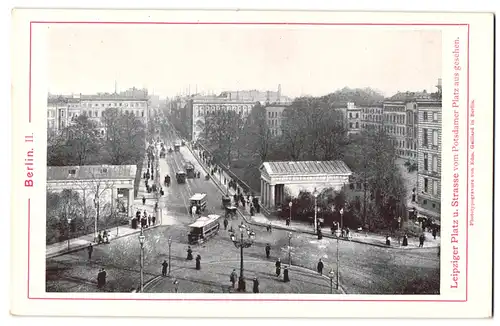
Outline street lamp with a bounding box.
[288,201,292,225]
[288,231,293,266]
[229,222,256,292]
[168,237,172,276]
[334,229,341,290]
[328,269,335,294]
[313,188,319,233]
[67,218,72,251]
[138,228,146,292]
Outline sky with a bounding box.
[47,25,442,99]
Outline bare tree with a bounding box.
[73,168,116,241]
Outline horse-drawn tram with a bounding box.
[187,214,221,245]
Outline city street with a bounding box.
[46,123,440,294]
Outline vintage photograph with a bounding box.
[44,25,443,295]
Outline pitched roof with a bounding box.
[47,165,137,181]
[261,161,352,176]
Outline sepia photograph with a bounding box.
[44,25,442,295]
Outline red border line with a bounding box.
[30,21,469,26]
[465,23,470,302]
[28,22,32,123]
[31,21,470,303]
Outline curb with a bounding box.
[185,145,439,252]
[46,224,162,259]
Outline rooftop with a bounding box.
[47,165,137,181]
[261,161,352,176]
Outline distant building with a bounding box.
[265,105,288,137]
[222,84,293,105]
[189,95,255,141]
[360,106,384,132]
[46,91,149,137]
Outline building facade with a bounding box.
[361,106,384,132]
[265,105,288,137]
[190,96,256,141]
[46,91,150,137]
[415,99,442,220]
[383,100,412,160]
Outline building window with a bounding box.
[424,178,429,193]
[355,113,359,119]
[432,155,438,172]
[433,112,438,121]
[423,128,428,146]
[349,123,353,128]
[424,153,428,170]
[423,112,428,121]
[433,180,439,196]
[432,130,438,146]
[355,122,359,128]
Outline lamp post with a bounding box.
[138,228,146,292]
[67,218,72,251]
[288,231,293,266]
[328,269,335,294]
[313,188,319,233]
[230,222,256,292]
[334,229,341,290]
[288,201,292,225]
[168,237,172,276]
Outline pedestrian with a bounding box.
[265,243,271,259]
[148,215,152,227]
[267,222,272,233]
[195,254,201,270]
[317,228,323,240]
[275,258,281,277]
[142,196,146,205]
[432,228,438,240]
[253,277,260,293]
[97,268,107,289]
[173,279,179,293]
[230,269,237,289]
[87,243,93,260]
[223,218,228,230]
[386,235,391,246]
[317,259,324,275]
[250,205,255,216]
[283,266,290,282]
[419,234,425,247]
[286,217,290,226]
[162,260,168,277]
[186,246,193,260]
[402,233,408,247]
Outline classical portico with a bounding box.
[259,161,353,209]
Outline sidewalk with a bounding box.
[185,144,440,251]
[144,259,344,294]
[46,154,166,259]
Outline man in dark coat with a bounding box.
[186,246,193,260]
[283,266,290,282]
[419,234,425,247]
[87,243,93,260]
[265,244,271,259]
[432,228,438,240]
[253,278,260,293]
[162,260,168,277]
[152,215,156,225]
[230,269,238,289]
[402,234,409,246]
[223,218,229,230]
[317,259,324,275]
[142,196,146,205]
[275,258,281,276]
[195,254,201,270]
